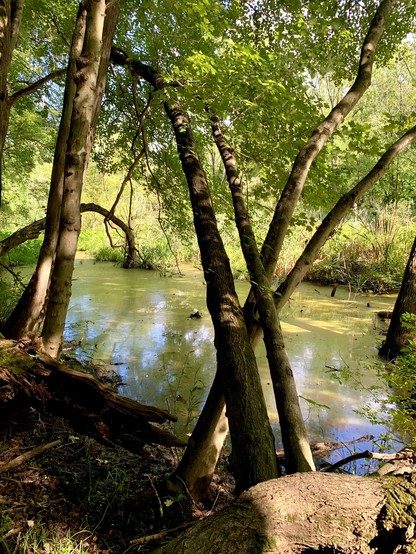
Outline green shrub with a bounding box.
[93,246,125,264]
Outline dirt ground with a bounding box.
[0,406,235,554]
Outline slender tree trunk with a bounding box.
[42,0,116,358]
[210,114,315,473]
[4,2,87,339]
[111,52,279,493]
[0,0,24,206]
[379,236,416,359]
[165,99,278,493]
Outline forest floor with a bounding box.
[0,365,236,554]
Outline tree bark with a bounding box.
[275,123,416,312]
[164,99,278,493]
[259,0,397,278]
[0,339,185,450]
[210,113,314,474]
[42,0,119,358]
[153,472,416,554]
[112,52,280,494]
[379,236,416,358]
[4,1,88,340]
[0,0,24,206]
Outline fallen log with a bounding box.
[153,472,416,554]
[0,339,185,451]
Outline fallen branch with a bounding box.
[325,448,416,473]
[0,439,62,473]
[130,520,198,545]
[275,434,373,460]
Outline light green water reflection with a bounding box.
[65,260,398,467]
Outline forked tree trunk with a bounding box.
[173,0,398,496]
[210,114,315,474]
[164,99,278,493]
[379,236,416,359]
[42,0,119,358]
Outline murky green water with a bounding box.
[65,259,398,469]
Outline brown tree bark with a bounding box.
[4,2,88,340]
[164,99,278,493]
[111,51,279,493]
[0,0,23,206]
[379,236,416,359]
[42,0,120,358]
[210,114,314,474]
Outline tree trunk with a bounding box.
[42,0,119,358]
[0,0,24,206]
[4,2,87,339]
[111,53,280,493]
[172,372,228,499]
[0,339,185,450]
[153,472,416,554]
[210,113,314,474]
[379,236,416,359]
[164,99,278,493]
[274,123,416,313]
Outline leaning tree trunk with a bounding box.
[210,113,315,474]
[111,53,279,493]
[164,99,278,493]
[4,2,86,339]
[42,0,119,358]
[275,123,416,312]
[379,236,416,359]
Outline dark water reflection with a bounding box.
[66,260,398,472]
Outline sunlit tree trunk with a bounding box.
[4,2,87,339]
[379,236,416,359]
[42,0,117,358]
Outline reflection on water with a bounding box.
[66,260,398,470]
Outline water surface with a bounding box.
[65,260,397,470]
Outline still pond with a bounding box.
[65,259,399,471]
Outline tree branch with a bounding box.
[10,68,67,105]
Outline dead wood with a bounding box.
[326,448,416,474]
[0,339,185,451]
[0,439,62,473]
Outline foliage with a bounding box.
[0,235,42,266]
[307,206,416,292]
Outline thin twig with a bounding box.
[0,440,62,473]
[130,520,198,545]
